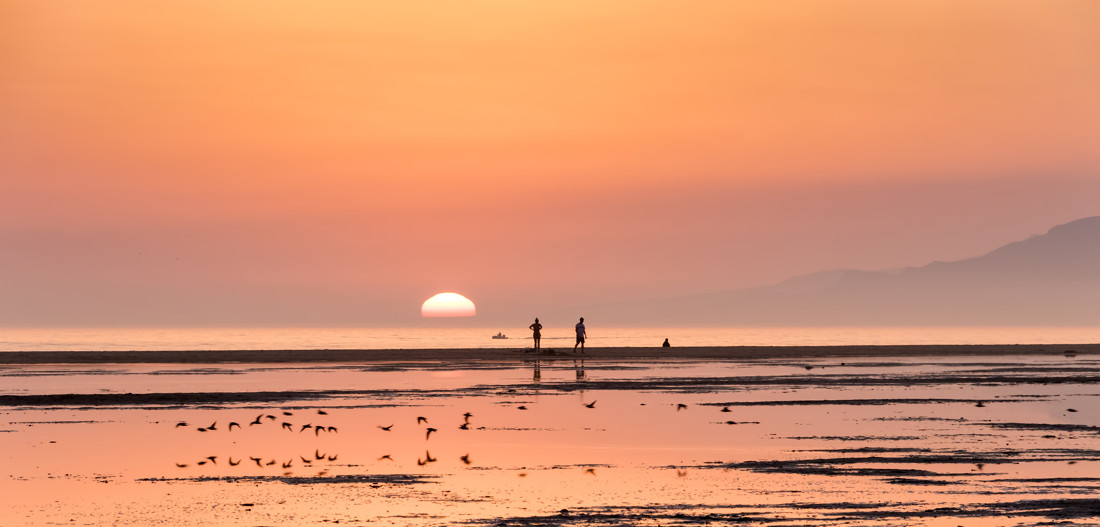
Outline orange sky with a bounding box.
[2,1,1099,326]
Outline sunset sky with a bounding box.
[3,1,1099,326]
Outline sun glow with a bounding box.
[421,292,477,318]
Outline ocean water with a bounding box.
[1,326,1098,352]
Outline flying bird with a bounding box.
[228,422,241,431]
[379,424,394,431]
[206,456,217,465]
[425,427,437,440]
[327,426,338,433]
[283,411,293,416]
[300,456,313,464]
[282,422,293,431]
[459,423,470,430]
[175,422,188,428]
[314,426,324,436]
[250,415,264,426]
[315,450,326,460]
[175,463,188,468]
[584,401,596,408]
[282,460,293,469]
[228,458,240,466]
[206,422,218,431]
[677,404,688,411]
[300,424,313,433]
[251,457,263,467]
[517,405,528,410]
[378,455,392,461]
[460,454,471,465]
[417,416,429,425]
[327,454,338,462]
[266,415,277,421]
[317,409,328,415]
[266,459,276,466]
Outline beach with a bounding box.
[2,342,1097,364]
[2,346,1099,525]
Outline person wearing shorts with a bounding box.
[529,318,543,352]
[574,317,586,353]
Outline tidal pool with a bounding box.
[1,355,1098,525]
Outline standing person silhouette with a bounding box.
[529,318,543,352]
[574,317,586,354]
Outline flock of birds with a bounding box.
[169,401,741,475]
[170,408,483,474]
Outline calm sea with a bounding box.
[1,326,1098,352]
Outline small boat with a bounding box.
[491,332,508,339]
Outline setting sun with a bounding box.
[421,292,477,318]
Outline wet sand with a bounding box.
[3,350,1099,525]
[1,342,1096,364]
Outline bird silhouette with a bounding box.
[314,426,324,436]
[459,423,470,430]
[317,409,328,415]
[283,411,293,416]
[228,422,240,431]
[517,405,528,410]
[251,457,263,467]
[584,401,596,408]
[281,422,293,431]
[463,412,473,422]
[300,456,312,464]
[379,424,394,431]
[197,461,207,466]
[196,427,207,432]
[417,416,429,425]
[460,454,471,465]
[175,422,188,428]
[1068,408,1078,412]
[677,404,688,411]
[424,451,436,463]
[720,407,731,413]
[425,427,437,440]
[584,468,596,475]
[206,422,217,431]
[316,450,326,460]
[250,415,264,426]
[417,457,427,466]
[326,426,337,433]
[206,456,217,465]
[804,365,814,370]
[327,454,338,462]
[976,402,986,408]
[266,459,276,466]
[300,424,313,433]
[175,463,188,468]
[266,415,277,421]
[282,460,292,469]
[228,457,240,466]
[378,454,393,461]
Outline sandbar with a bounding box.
[0,343,1095,364]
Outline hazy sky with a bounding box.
[3,1,1099,326]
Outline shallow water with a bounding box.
[3,325,1100,351]
[2,355,1099,525]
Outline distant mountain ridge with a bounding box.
[571,216,1100,326]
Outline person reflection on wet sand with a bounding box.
[533,360,541,382]
[574,359,586,380]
